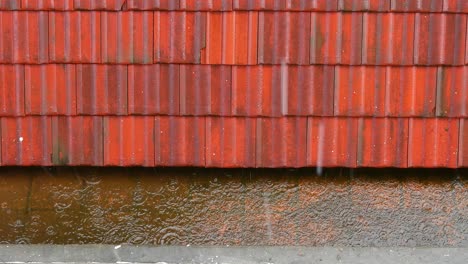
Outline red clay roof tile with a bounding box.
[25,64,76,115]
[414,13,467,66]
[287,0,338,11]
[443,0,468,13]
[49,11,101,63]
[155,116,206,166]
[257,117,307,167]
[459,118,468,166]
[206,117,256,167]
[202,11,258,65]
[74,0,125,10]
[181,0,232,11]
[362,13,415,65]
[104,116,155,166]
[357,118,409,167]
[0,65,24,116]
[128,64,180,115]
[102,11,153,64]
[334,66,386,117]
[385,66,437,117]
[180,65,232,116]
[307,117,359,167]
[0,0,19,10]
[52,116,103,165]
[286,65,335,116]
[154,11,206,63]
[436,66,468,117]
[76,64,127,115]
[126,0,180,10]
[408,118,459,167]
[391,0,443,12]
[0,11,48,63]
[310,12,363,65]
[22,0,73,10]
[1,117,52,165]
[0,1,467,168]
[258,11,311,64]
[339,0,390,11]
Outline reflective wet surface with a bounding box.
[0,167,466,246]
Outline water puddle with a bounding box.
[0,167,466,246]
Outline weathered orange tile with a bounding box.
[310,12,362,64]
[154,11,206,63]
[0,11,48,63]
[307,117,359,167]
[74,0,125,10]
[287,65,334,116]
[1,117,52,165]
[232,65,334,116]
[414,13,467,65]
[49,11,101,63]
[258,12,310,64]
[256,117,307,167]
[339,0,389,10]
[128,64,180,115]
[385,67,437,117]
[104,117,155,166]
[437,67,468,117]
[126,0,180,10]
[155,116,206,166]
[286,0,338,10]
[206,117,256,167]
[76,65,127,115]
[102,11,153,63]
[459,119,468,167]
[357,118,409,167]
[443,0,468,12]
[52,116,103,166]
[363,13,415,65]
[180,0,232,10]
[25,64,76,115]
[231,66,281,116]
[21,0,73,10]
[0,65,24,116]
[233,0,285,10]
[334,66,386,116]
[180,65,231,116]
[391,0,443,12]
[0,0,20,9]
[408,118,459,167]
[202,11,258,65]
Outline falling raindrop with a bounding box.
[316,122,325,175]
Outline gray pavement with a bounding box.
[0,245,466,264]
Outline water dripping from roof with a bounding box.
[281,62,288,116]
[317,122,325,175]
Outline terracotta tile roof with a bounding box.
[0,0,467,167]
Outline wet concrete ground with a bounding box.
[0,167,466,246]
[0,245,467,264]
